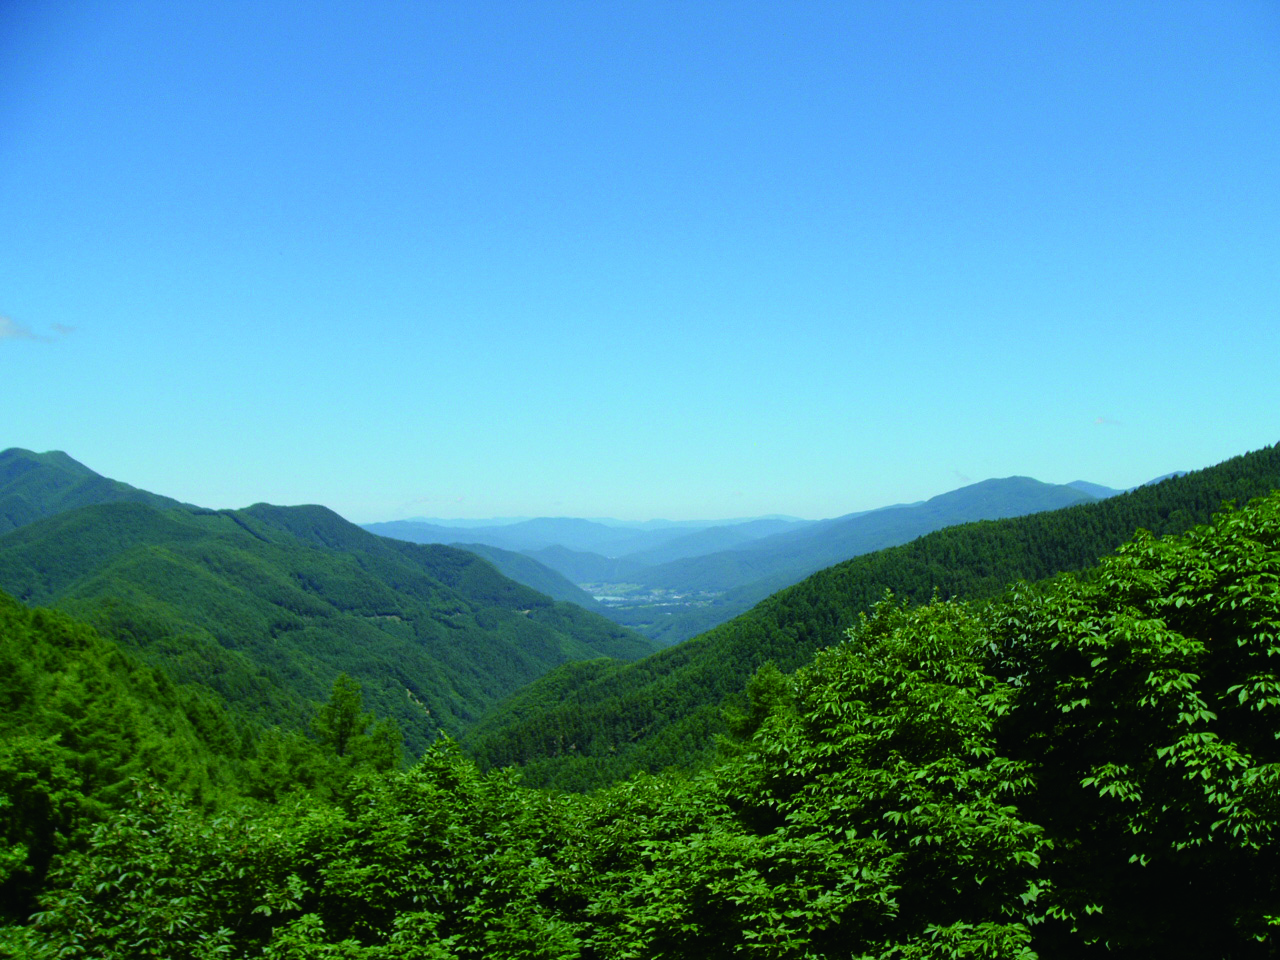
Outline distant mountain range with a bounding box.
[363,514,814,558]
[365,475,1118,645]
[0,449,653,755]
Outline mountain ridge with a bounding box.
[0,447,187,534]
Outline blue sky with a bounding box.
[3,0,1278,523]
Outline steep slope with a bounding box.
[463,442,1280,789]
[443,542,604,609]
[0,448,184,533]
[0,499,653,756]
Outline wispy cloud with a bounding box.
[1094,416,1123,426]
[953,470,972,485]
[0,316,76,343]
[0,316,45,341]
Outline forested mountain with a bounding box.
[0,448,184,534]
[0,460,654,756]
[6,493,1277,958]
[445,542,604,609]
[464,442,1280,789]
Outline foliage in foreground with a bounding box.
[5,493,1280,957]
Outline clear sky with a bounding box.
[3,0,1278,524]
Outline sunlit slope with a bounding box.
[463,442,1280,788]
[0,499,653,756]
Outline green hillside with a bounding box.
[0,448,184,534]
[464,442,1280,789]
[0,499,653,756]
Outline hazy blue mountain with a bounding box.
[0,447,186,533]
[360,519,473,545]
[599,478,1100,645]
[405,516,533,528]
[583,514,809,530]
[364,516,696,557]
[1067,480,1124,499]
[619,517,814,566]
[520,545,650,585]
[410,514,807,531]
[633,477,1097,596]
[374,479,1103,647]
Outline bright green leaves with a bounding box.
[703,596,1050,956]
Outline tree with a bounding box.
[311,673,369,758]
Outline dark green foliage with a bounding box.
[989,508,1280,954]
[465,443,1280,789]
[312,673,371,758]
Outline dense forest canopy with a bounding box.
[2,488,1278,956]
